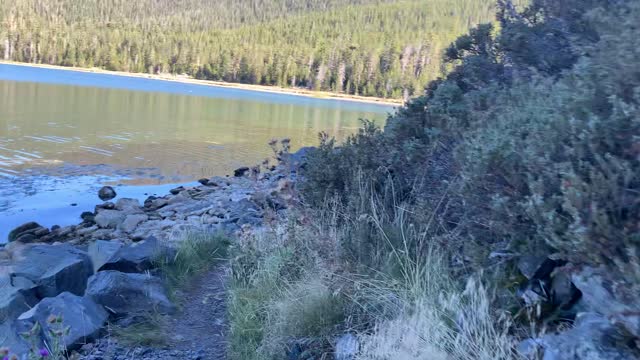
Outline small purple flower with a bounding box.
[3,356,9,360]
[38,348,49,357]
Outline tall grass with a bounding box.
[228,177,522,359]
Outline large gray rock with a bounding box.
[94,210,126,229]
[85,271,175,318]
[539,313,638,360]
[115,198,143,214]
[98,186,117,201]
[118,214,148,233]
[17,292,107,351]
[0,320,30,356]
[572,266,640,338]
[96,237,171,273]
[0,275,38,322]
[87,240,124,273]
[9,244,93,298]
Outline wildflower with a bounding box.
[38,348,49,357]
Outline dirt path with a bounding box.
[79,264,230,360]
[165,264,229,360]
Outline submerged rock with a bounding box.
[98,186,117,201]
[17,292,108,351]
[233,166,250,177]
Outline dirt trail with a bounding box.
[79,264,230,360]
[165,264,229,360]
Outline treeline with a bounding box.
[1,0,504,99]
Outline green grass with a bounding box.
[156,232,231,297]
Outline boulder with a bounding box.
[80,211,96,225]
[17,292,107,351]
[96,236,170,273]
[115,198,143,213]
[144,196,169,211]
[233,166,250,177]
[198,178,210,186]
[517,255,558,280]
[571,266,640,337]
[94,210,126,229]
[85,271,175,318]
[0,275,38,322]
[87,240,124,273]
[169,186,185,195]
[7,222,49,243]
[10,243,93,298]
[98,186,117,201]
[0,321,30,356]
[118,214,148,233]
[539,313,638,360]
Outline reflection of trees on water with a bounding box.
[0,80,388,181]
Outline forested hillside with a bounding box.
[1,0,503,98]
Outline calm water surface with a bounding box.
[0,64,393,241]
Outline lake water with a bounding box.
[0,63,393,242]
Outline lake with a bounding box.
[0,63,393,242]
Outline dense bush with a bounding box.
[301,0,640,280]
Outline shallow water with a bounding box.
[0,64,393,241]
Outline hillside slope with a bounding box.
[1,0,499,98]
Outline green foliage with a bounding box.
[301,0,640,283]
[0,0,502,98]
[156,232,230,297]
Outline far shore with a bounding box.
[0,61,403,107]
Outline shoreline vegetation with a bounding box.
[0,61,403,106]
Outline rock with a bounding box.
[94,209,126,229]
[0,275,38,322]
[9,243,93,298]
[335,333,359,360]
[115,198,143,213]
[284,146,315,171]
[17,292,107,351]
[87,240,124,273]
[144,196,169,211]
[86,271,175,318]
[118,214,149,233]
[81,211,96,224]
[197,178,210,186]
[550,269,579,310]
[233,166,250,177]
[517,255,558,280]
[97,236,170,273]
[95,201,115,211]
[539,313,638,360]
[0,321,30,356]
[571,266,640,337]
[169,186,185,195]
[7,222,49,243]
[517,338,543,359]
[98,186,117,201]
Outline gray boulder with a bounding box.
[0,321,30,356]
[118,214,148,233]
[115,198,143,213]
[17,292,107,351]
[0,275,38,322]
[540,313,638,360]
[97,236,171,273]
[10,244,93,298]
[98,186,117,201]
[85,271,175,318]
[572,266,640,338]
[94,210,126,229]
[7,222,50,243]
[87,240,124,273]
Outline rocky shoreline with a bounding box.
[0,148,309,359]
